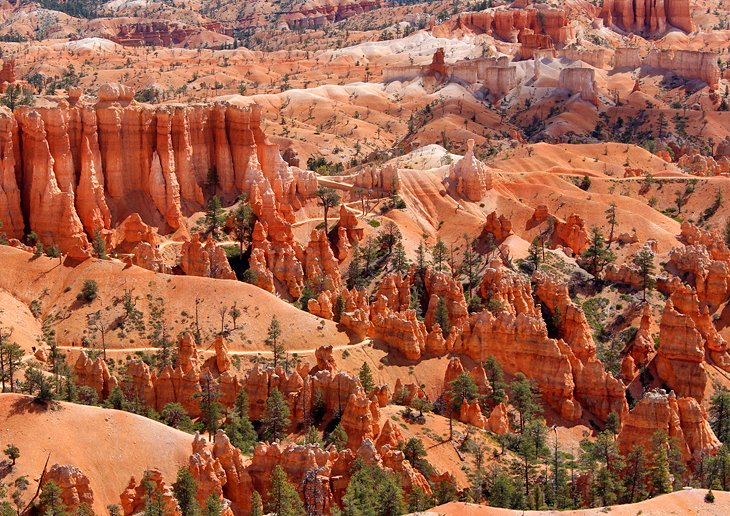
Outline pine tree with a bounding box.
[262,388,291,442]
[605,203,617,248]
[232,194,254,255]
[250,492,264,516]
[527,237,541,271]
[415,240,428,273]
[39,480,66,516]
[326,423,348,451]
[391,241,409,273]
[193,372,223,438]
[266,316,285,369]
[315,187,341,234]
[92,228,107,259]
[434,297,451,336]
[172,467,199,516]
[622,445,648,503]
[430,238,448,272]
[582,227,615,277]
[483,355,507,406]
[266,465,305,516]
[510,373,542,433]
[632,248,656,301]
[204,195,226,239]
[710,390,730,444]
[648,432,672,497]
[488,472,515,508]
[447,372,479,440]
[358,362,374,394]
[225,390,257,453]
[202,494,223,516]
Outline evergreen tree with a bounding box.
[582,227,615,277]
[401,437,431,477]
[510,373,542,433]
[434,297,451,336]
[358,362,374,394]
[172,467,199,516]
[204,196,226,239]
[488,472,515,508]
[202,494,223,516]
[232,194,254,255]
[391,241,409,273]
[315,187,341,233]
[447,372,479,439]
[93,228,107,259]
[483,355,507,406]
[333,295,345,323]
[430,239,448,272]
[262,388,291,442]
[527,237,541,271]
[579,430,624,507]
[3,444,19,466]
[605,203,617,248]
[710,389,730,444]
[39,480,66,516]
[326,423,348,451]
[193,373,223,438]
[459,234,483,299]
[266,465,305,516]
[648,431,672,497]
[632,248,656,301]
[342,460,405,516]
[622,445,649,503]
[225,390,257,453]
[415,240,428,273]
[161,403,194,433]
[250,491,264,516]
[266,316,285,369]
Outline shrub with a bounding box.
[77,280,98,303]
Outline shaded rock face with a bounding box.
[0,92,317,256]
[617,389,720,465]
[600,0,694,36]
[558,68,599,106]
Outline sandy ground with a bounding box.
[423,489,730,515]
[0,393,194,513]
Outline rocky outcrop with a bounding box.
[488,403,510,434]
[553,213,590,255]
[448,139,493,201]
[43,464,94,513]
[483,211,513,241]
[1,95,315,254]
[458,268,582,420]
[617,390,720,465]
[534,272,628,421]
[655,300,707,402]
[644,50,720,89]
[74,351,117,400]
[558,68,598,106]
[600,0,694,36]
[180,234,236,280]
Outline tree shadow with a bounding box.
[7,394,56,417]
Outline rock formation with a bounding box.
[43,464,94,513]
[655,300,707,402]
[617,389,720,464]
[600,0,694,36]
[448,139,493,201]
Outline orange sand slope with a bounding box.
[0,393,194,513]
[425,489,730,515]
[0,246,350,351]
